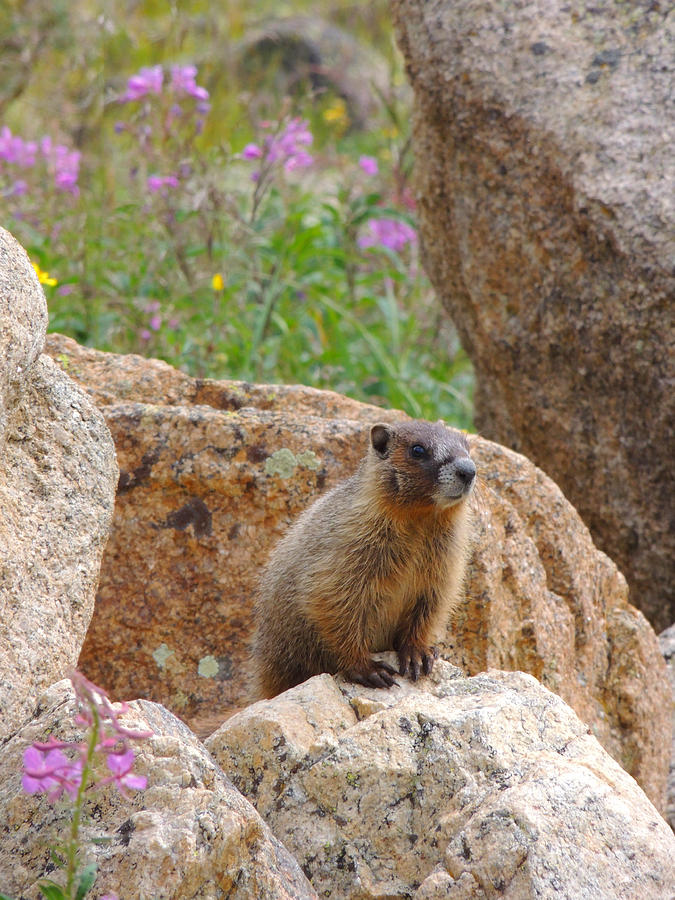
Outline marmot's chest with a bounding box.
[367,533,453,646]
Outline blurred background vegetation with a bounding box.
[0,0,473,427]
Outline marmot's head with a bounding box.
[369,420,476,511]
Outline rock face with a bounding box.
[458,436,671,812]
[0,679,317,900]
[43,334,671,811]
[207,662,675,899]
[0,230,117,736]
[45,332,402,736]
[658,624,675,832]
[238,16,392,129]
[391,0,674,631]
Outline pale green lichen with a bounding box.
[296,449,321,470]
[152,643,173,669]
[264,447,299,477]
[198,654,220,678]
[265,447,321,477]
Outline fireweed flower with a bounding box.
[22,671,151,899]
[121,64,163,101]
[147,174,179,193]
[241,143,263,160]
[22,745,83,801]
[242,118,314,178]
[100,749,147,797]
[0,126,37,166]
[170,64,209,102]
[358,217,417,253]
[359,155,379,176]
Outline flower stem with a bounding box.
[64,703,100,899]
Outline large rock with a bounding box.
[659,624,675,831]
[0,231,117,736]
[44,335,670,810]
[0,679,317,899]
[45,332,402,736]
[391,0,674,631]
[207,661,675,899]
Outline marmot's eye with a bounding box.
[410,444,427,460]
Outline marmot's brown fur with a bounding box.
[252,419,476,697]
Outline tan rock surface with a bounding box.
[391,0,674,631]
[207,661,675,899]
[44,335,670,809]
[45,332,402,733]
[462,437,671,810]
[658,624,675,831]
[0,679,317,900]
[0,233,117,737]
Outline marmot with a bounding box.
[252,419,476,697]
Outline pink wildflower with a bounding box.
[122,65,163,102]
[0,127,37,167]
[241,143,263,160]
[359,155,379,176]
[358,217,417,253]
[101,749,147,796]
[22,745,83,802]
[147,174,179,193]
[170,65,209,102]
[241,119,314,172]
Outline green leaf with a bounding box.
[75,863,97,900]
[37,882,67,900]
[0,892,18,900]
[50,849,66,868]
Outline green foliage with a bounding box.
[1,0,473,428]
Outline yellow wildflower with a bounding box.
[32,262,57,287]
[211,273,224,291]
[323,99,349,130]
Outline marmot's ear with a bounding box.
[370,424,392,458]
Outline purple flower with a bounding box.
[242,119,314,173]
[284,150,313,172]
[23,745,83,802]
[38,141,81,193]
[102,749,147,796]
[121,65,163,102]
[149,314,161,331]
[170,64,209,102]
[358,217,417,253]
[241,143,262,160]
[147,174,179,193]
[139,329,152,341]
[359,155,379,176]
[0,127,37,167]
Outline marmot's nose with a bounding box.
[455,458,476,484]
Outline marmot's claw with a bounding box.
[346,659,399,689]
[398,644,438,680]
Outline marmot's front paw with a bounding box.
[345,658,399,689]
[397,643,438,680]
